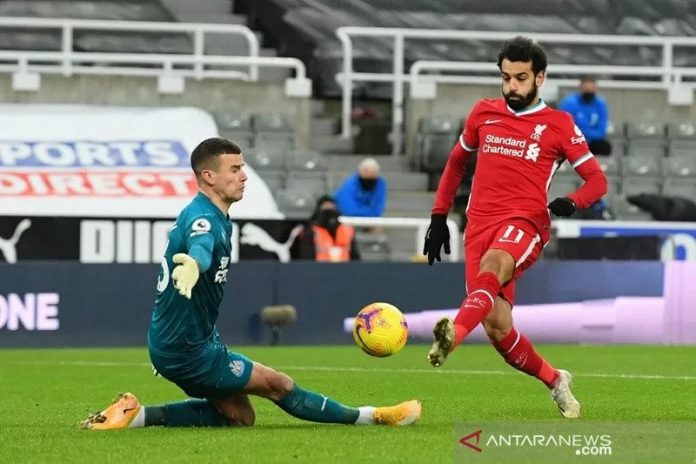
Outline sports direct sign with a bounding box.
[0,105,281,219]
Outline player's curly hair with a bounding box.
[497,36,548,75]
[190,137,242,175]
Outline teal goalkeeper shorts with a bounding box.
[149,342,254,399]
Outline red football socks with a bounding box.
[452,272,501,347]
[493,327,559,388]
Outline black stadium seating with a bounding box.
[0,0,191,54]
[235,0,696,97]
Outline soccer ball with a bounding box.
[352,302,408,357]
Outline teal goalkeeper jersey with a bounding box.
[148,192,233,352]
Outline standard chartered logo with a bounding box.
[481,134,539,162]
[525,143,540,162]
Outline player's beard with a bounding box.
[503,82,538,111]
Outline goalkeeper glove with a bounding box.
[423,214,450,265]
[548,197,576,217]
[172,253,200,299]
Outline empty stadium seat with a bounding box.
[286,171,329,197]
[213,110,254,148]
[622,154,662,176]
[245,147,285,171]
[663,177,696,199]
[419,133,456,173]
[598,156,621,176]
[622,176,662,196]
[286,149,327,172]
[625,122,666,140]
[667,121,696,139]
[418,115,460,134]
[354,231,392,261]
[662,156,696,178]
[275,187,316,219]
[257,170,286,192]
[252,112,295,133]
[625,140,667,158]
[253,133,298,152]
[668,140,696,158]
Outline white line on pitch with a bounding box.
[10,360,696,381]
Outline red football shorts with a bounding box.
[464,218,544,305]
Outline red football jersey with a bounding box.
[436,97,592,235]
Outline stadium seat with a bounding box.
[662,177,696,199]
[274,187,316,219]
[625,140,667,158]
[285,149,327,172]
[213,110,254,148]
[621,154,662,177]
[419,134,456,173]
[667,140,696,158]
[252,112,295,133]
[245,147,285,171]
[213,110,251,132]
[418,115,460,134]
[622,176,662,196]
[625,122,666,140]
[354,231,392,261]
[253,133,298,152]
[667,121,696,139]
[286,172,329,197]
[662,156,696,178]
[257,170,286,192]
[598,156,621,176]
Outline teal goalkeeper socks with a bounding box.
[274,384,360,424]
[144,399,230,427]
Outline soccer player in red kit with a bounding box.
[423,36,608,418]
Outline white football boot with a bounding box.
[551,369,581,418]
[427,317,455,367]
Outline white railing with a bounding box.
[336,27,696,155]
[340,216,460,262]
[0,17,311,96]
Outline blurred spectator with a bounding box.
[290,195,360,262]
[334,157,387,217]
[559,77,612,156]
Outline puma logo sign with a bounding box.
[240,223,302,262]
[0,218,31,263]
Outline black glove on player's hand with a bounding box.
[548,197,576,217]
[423,214,450,265]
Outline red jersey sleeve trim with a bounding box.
[571,152,594,169]
[459,133,477,152]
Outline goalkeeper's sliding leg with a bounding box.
[82,360,421,429]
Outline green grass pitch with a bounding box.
[1,344,695,463]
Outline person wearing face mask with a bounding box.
[290,195,360,262]
[333,157,388,217]
[559,77,612,156]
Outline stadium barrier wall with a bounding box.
[0,75,311,149]
[0,261,662,348]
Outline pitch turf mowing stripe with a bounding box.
[11,360,696,381]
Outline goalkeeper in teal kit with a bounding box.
[82,137,421,429]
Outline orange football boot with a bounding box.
[81,393,141,430]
